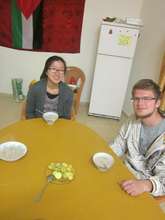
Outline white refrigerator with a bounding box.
[89,21,141,119]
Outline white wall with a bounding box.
[0,0,143,103]
[123,0,165,115]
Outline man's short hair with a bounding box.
[132,79,161,100]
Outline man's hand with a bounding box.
[120,179,153,196]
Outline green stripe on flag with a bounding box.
[11,0,22,48]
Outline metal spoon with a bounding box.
[34,174,55,202]
[35,109,44,115]
[99,163,108,171]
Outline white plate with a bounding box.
[0,141,27,162]
[92,152,114,171]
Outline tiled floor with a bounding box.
[0,94,126,143]
[0,94,165,213]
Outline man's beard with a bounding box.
[135,109,155,119]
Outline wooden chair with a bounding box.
[20,75,80,120]
[20,80,37,120]
[65,66,85,115]
[159,53,165,113]
[155,195,165,204]
[155,54,165,203]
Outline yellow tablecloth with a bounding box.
[0,119,164,220]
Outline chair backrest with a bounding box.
[65,66,85,115]
[159,53,165,92]
[159,54,165,112]
[20,80,37,120]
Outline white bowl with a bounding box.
[0,141,27,162]
[43,112,59,125]
[92,152,114,171]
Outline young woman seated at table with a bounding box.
[26,56,73,119]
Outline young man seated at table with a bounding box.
[109,79,165,197]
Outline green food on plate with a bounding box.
[48,162,75,182]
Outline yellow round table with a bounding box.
[0,119,164,220]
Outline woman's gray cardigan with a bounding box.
[26,79,73,119]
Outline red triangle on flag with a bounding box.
[16,0,42,19]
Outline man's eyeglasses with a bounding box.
[131,97,157,102]
[48,67,65,74]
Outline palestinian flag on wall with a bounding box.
[0,0,85,53]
